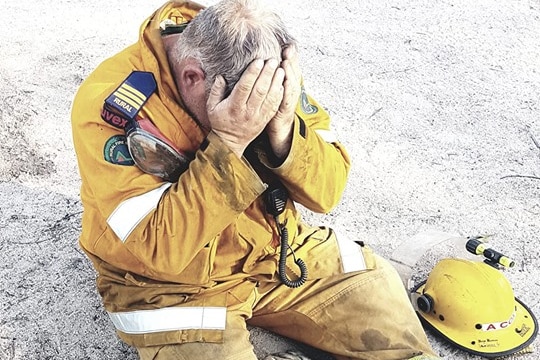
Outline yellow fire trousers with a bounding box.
[137,254,437,360]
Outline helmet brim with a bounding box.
[413,281,538,358]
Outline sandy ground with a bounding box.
[1,0,539,359]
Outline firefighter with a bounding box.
[71,0,439,359]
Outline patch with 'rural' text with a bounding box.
[104,135,134,166]
[104,71,157,120]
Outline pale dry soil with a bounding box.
[0,0,539,359]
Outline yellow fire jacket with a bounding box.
[71,0,351,347]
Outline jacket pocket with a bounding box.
[290,225,376,280]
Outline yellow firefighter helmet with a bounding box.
[412,258,537,358]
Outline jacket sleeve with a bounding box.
[120,133,267,276]
[259,91,351,213]
[72,72,267,278]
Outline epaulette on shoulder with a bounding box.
[105,71,157,120]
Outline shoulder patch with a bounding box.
[104,135,135,166]
[300,86,318,115]
[105,71,157,120]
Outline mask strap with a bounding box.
[130,117,182,154]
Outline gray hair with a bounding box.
[173,0,296,95]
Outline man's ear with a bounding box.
[177,59,206,92]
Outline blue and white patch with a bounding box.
[104,135,134,166]
[300,86,318,115]
[105,71,157,120]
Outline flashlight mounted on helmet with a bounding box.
[465,236,515,269]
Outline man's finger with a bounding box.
[279,78,294,110]
[282,45,297,61]
[282,46,292,60]
[265,67,286,113]
[284,46,300,69]
[247,59,280,110]
[229,59,265,104]
[207,75,227,112]
[281,60,296,82]
[282,47,301,85]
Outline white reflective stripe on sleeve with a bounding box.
[107,182,172,242]
[336,234,367,273]
[108,306,227,334]
[314,129,338,143]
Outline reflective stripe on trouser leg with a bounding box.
[108,306,227,334]
[136,294,258,360]
[250,254,438,360]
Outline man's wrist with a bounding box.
[268,121,294,160]
[210,130,246,158]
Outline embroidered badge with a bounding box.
[104,135,134,166]
[300,86,318,115]
[105,71,157,120]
